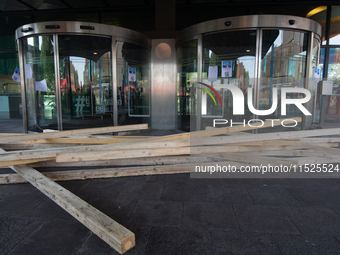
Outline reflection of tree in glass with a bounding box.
[329,64,340,83]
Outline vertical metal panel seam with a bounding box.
[112,38,118,126]
[53,34,63,131]
[18,39,28,133]
[196,34,203,131]
[254,28,263,134]
[303,31,314,130]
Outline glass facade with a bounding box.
[59,35,112,130]
[4,7,339,131]
[259,30,308,129]
[116,42,151,126]
[16,22,151,132]
[309,6,340,126]
[177,15,322,132]
[201,30,256,127]
[23,35,57,132]
[176,39,197,131]
[0,36,21,120]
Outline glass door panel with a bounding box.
[176,39,198,131]
[23,35,57,132]
[260,30,308,130]
[324,48,340,122]
[201,30,256,128]
[116,42,150,125]
[58,35,112,130]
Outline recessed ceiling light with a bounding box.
[246,49,250,52]
[93,52,97,55]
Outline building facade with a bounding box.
[0,1,339,132]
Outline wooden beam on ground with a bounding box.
[26,155,229,168]
[140,117,301,142]
[225,139,301,146]
[90,135,156,139]
[302,143,340,157]
[196,117,301,138]
[251,149,340,158]
[209,152,299,166]
[0,133,22,136]
[0,147,135,254]
[56,144,307,163]
[0,124,148,144]
[301,138,340,143]
[0,164,192,184]
[192,128,340,146]
[20,137,146,144]
[0,140,191,167]
[297,156,340,164]
[0,143,86,151]
[26,156,192,168]
[56,147,191,163]
[0,159,259,184]
[0,157,55,167]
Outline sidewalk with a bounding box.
[1,120,340,254]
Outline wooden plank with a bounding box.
[0,143,86,150]
[0,140,191,166]
[209,152,299,166]
[26,156,192,168]
[26,155,229,168]
[140,117,301,142]
[301,138,340,143]
[0,157,55,167]
[252,149,340,157]
[56,144,307,163]
[316,143,339,148]
[0,160,259,184]
[0,124,148,144]
[0,133,22,136]
[90,135,156,139]
[302,143,340,157]
[224,139,301,146]
[0,164,191,184]
[56,147,191,163]
[192,117,302,138]
[193,128,340,146]
[297,156,340,164]
[0,147,135,254]
[20,137,146,144]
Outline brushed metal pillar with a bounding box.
[151,39,176,129]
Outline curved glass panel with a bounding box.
[23,35,57,132]
[325,48,340,122]
[176,39,198,131]
[329,6,340,45]
[201,30,256,129]
[116,42,150,126]
[259,30,308,130]
[59,35,112,130]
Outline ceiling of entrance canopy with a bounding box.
[2,0,339,34]
[203,30,280,60]
[58,35,110,61]
[1,0,338,12]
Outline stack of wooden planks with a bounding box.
[1,119,340,254]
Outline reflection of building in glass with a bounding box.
[259,31,308,117]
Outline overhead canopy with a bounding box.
[58,35,111,61]
[203,30,280,60]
